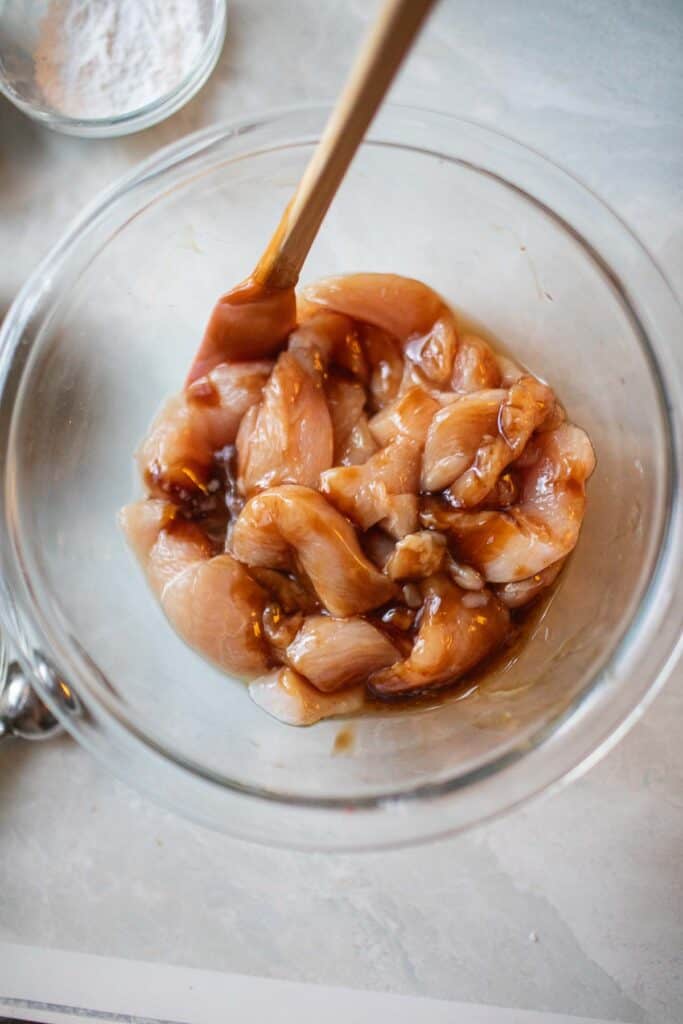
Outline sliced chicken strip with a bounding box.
[120,500,268,676]
[451,334,502,393]
[286,616,399,692]
[479,471,520,509]
[249,667,365,726]
[236,347,333,496]
[381,494,420,539]
[187,279,296,385]
[338,414,378,466]
[325,375,367,462]
[421,389,507,492]
[162,557,268,677]
[303,273,445,342]
[369,575,510,697]
[368,386,441,448]
[248,567,319,613]
[262,605,305,660]
[404,312,459,386]
[360,323,404,410]
[231,485,396,616]
[303,273,464,389]
[120,499,183,574]
[421,424,596,582]
[320,436,421,538]
[497,353,524,386]
[448,375,555,508]
[397,361,459,405]
[288,309,360,368]
[138,361,272,500]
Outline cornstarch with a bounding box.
[34,0,206,119]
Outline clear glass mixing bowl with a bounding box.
[0,106,681,849]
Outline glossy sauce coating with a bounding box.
[125,273,595,725]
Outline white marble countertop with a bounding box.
[1,2,681,1022]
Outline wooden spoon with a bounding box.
[187,0,436,385]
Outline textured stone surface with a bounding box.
[1,2,681,1022]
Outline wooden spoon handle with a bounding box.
[254,0,436,291]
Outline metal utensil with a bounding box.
[0,660,61,743]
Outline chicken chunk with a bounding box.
[138,361,272,499]
[369,575,510,697]
[286,616,399,692]
[249,668,365,726]
[120,500,268,676]
[236,348,333,496]
[320,436,421,538]
[231,485,396,616]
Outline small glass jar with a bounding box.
[0,0,227,137]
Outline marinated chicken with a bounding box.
[123,273,595,725]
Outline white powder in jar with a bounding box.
[34,0,206,119]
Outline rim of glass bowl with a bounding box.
[0,1,227,138]
[0,105,681,850]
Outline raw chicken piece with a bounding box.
[338,414,378,466]
[249,667,365,726]
[248,567,319,613]
[369,575,510,697]
[262,604,305,660]
[288,309,361,370]
[187,279,296,385]
[334,386,440,537]
[404,313,459,386]
[231,485,396,616]
[120,500,268,675]
[325,375,368,462]
[286,616,399,692]
[362,528,396,570]
[499,375,555,451]
[448,375,555,507]
[303,273,445,343]
[396,362,459,406]
[421,389,507,492]
[380,494,420,539]
[384,531,446,580]
[162,557,268,677]
[295,304,383,383]
[497,353,524,386]
[479,472,520,509]
[360,323,404,409]
[451,334,502,393]
[368,386,441,448]
[138,361,272,499]
[420,424,596,582]
[320,436,421,538]
[236,348,333,496]
[120,499,186,575]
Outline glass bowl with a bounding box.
[0,0,227,137]
[0,106,681,850]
